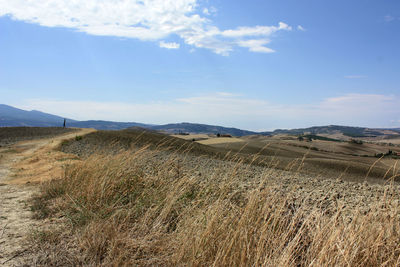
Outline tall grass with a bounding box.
[32,148,400,266]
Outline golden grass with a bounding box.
[31,147,400,266]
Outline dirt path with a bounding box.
[0,128,95,266]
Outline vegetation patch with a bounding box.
[349,139,364,145]
[299,134,341,142]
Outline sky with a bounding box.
[0,0,399,131]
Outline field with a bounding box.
[202,134,399,184]
[372,136,400,145]
[172,132,400,183]
[0,127,77,146]
[23,129,400,266]
[197,137,244,145]
[1,128,400,266]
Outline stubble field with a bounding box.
[1,127,399,266]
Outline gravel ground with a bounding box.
[0,145,39,266]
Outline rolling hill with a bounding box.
[0,104,257,135]
[265,125,400,138]
[148,122,257,136]
[1,104,399,137]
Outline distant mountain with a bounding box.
[148,122,257,136]
[0,104,75,127]
[0,104,149,130]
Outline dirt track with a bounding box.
[0,128,95,266]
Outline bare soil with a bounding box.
[0,128,95,266]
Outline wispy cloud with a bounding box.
[344,75,367,79]
[0,0,292,55]
[159,41,180,49]
[17,93,400,131]
[221,23,291,38]
[384,15,396,22]
[297,25,306,31]
[202,6,217,16]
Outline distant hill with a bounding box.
[0,105,258,135]
[268,125,400,137]
[148,122,257,136]
[0,104,147,130]
[0,104,75,127]
[1,104,399,137]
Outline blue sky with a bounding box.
[0,0,399,131]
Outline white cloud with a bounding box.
[159,41,180,49]
[17,93,400,131]
[202,6,217,16]
[297,25,306,31]
[0,0,292,55]
[221,22,291,38]
[238,39,275,53]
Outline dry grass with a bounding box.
[30,147,400,266]
[5,128,94,184]
[171,134,210,140]
[197,137,245,145]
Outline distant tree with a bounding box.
[217,133,220,137]
[298,136,304,141]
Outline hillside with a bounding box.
[0,104,75,127]
[148,122,257,136]
[21,128,400,266]
[1,127,400,266]
[68,120,148,130]
[269,125,400,137]
[0,104,148,130]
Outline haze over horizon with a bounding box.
[1,0,399,131]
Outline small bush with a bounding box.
[349,139,363,145]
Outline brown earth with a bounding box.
[32,129,400,265]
